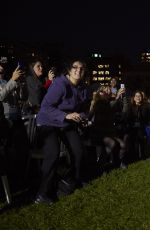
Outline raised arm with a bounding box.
[0,66,24,101]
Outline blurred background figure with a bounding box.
[0,63,7,88]
[25,58,47,114]
[109,77,119,98]
[0,65,24,137]
[0,65,29,189]
[125,90,149,161]
[89,85,128,170]
[0,64,26,120]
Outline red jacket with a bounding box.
[43,79,52,90]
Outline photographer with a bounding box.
[0,65,24,158]
[0,66,24,102]
[25,58,47,114]
[0,65,29,182]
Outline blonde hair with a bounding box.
[90,85,110,112]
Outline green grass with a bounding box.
[1,159,150,230]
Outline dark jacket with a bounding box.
[126,104,148,128]
[26,74,46,107]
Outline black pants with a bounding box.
[37,125,84,198]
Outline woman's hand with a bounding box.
[11,66,24,81]
[65,112,82,122]
[48,69,55,81]
[116,88,125,99]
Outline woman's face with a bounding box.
[134,92,143,105]
[68,61,85,81]
[110,78,117,88]
[33,61,43,77]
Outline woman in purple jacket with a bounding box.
[35,58,88,204]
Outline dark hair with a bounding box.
[131,90,144,105]
[62,57,87,76]
[0,63,6,69]
[28,57,45,77]
[109,77,119,88]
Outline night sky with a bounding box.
[2,1,150,61]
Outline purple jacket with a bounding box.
[36,75,88,127]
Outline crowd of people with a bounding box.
[0,57,150,205]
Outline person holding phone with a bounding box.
[120,83,125,89]
[114,83,126,101]
[0,65,24,140]
[0,65,29,182]
[25,58,47,114]
[109,77,119,98]
[0,63,7,87]
[89,85,128,170]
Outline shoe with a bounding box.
[34,195,54,205]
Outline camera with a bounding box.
[80,118,88,126]
[80,118,92,127]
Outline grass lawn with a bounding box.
[1,158,150,230]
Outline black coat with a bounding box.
[26,74,46,107]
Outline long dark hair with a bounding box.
[28,57,45,78]
[131,90,144,105]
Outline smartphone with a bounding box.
[17,61,24,70]
[120,83,125,89]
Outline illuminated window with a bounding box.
[105,77,111,81]
[98,71,104,75]
[119,71,121,75]
[92,53,102,58]
[92,70,97,75]
[93,77,98,81]
[105,71,109,75]
[105,64,109,68]
[98,65,104,68]
[98,77,104,80]
[118,65,121,68]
